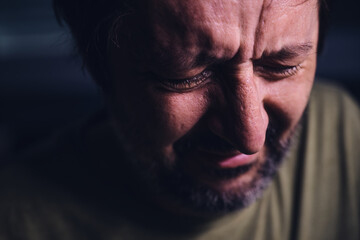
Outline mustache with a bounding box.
[174,122,282,156]
[176,131,237,155]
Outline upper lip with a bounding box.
[195,133,238,153]
[197,146,241,157]
[175,131,241,157]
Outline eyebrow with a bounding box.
[174,42,315,72]
[192,42,315,69]
[259,42,315,62]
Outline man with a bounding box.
[0,0,359,239]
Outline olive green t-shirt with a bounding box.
[0,83,359,239]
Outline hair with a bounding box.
[53,0,330,84]
[53,0,133,84]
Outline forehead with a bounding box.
[144,0,318,29]
[126,0,318,74]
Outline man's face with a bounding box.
[106,0,319,214]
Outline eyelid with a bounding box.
[253,62,302,80]
[155,69,214,92]
[169,69,212,82]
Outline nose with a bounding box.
[209,64,268,154]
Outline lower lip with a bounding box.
[197,149,258,168]
[216,153,257,168]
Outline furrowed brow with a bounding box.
[260,42,314,62]
[192,52,224,68]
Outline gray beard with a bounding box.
[116,120,300,215]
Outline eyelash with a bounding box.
[255,64,301,79]
[157,70,213,91]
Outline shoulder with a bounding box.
[0,111,118,239]
[310,81,360,115]
[309,81,360,141]
[307,81,360,178]
[296,81,360,239]
[308,82,360,156]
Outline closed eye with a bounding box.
[253,62,301,80]
[154,70,214,92]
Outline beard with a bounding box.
[114,118,300,216]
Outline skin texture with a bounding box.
[106,0,319,214]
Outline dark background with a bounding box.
[1,0,360,159]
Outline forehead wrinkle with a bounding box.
[252,0,318,59]
[190,1,242,63]
[145,0,244,72]
[252,0,267,60]
[220,0,266,62]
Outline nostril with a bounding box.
[245,131,267,154]
[227,108,268,154]
[206,115,267,155]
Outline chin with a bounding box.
[154,149,285,215]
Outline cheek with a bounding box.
[148,89,210,146]
[276,83,312,123]
[266,62,315,135]
[108,78,210,150]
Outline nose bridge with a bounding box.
[223,65,268,154]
